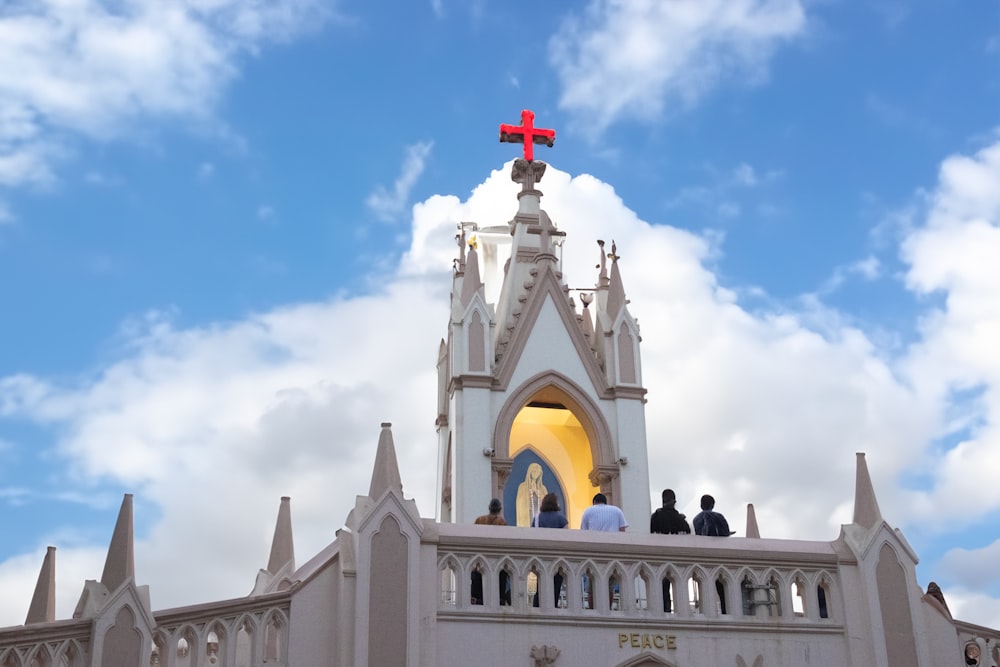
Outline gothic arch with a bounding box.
[614,653,675,667]
[493,370,616,470]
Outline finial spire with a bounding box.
[852,452,882,529]
[368,422,403,499]
[605,241,626,318]
[100,494,135,592]
[25,546,56,624]
[267,497,295,574]
[745,504,760,538]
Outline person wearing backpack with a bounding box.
[693,494,735,537]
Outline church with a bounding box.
[1,111,998,666]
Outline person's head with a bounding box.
[527,462,542,482]
[540,492,560,513]
[700,494,715,511]
[488,498,502,514]
[592,493,608,505]
[661,489,676,506]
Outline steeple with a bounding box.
[852,452,882,529]
[25,546,56,624]
[460,243,483,307]
[435,109,651,526]
[267,496,295,574]
[369,422,403,499]
[101,494,135,592]
[745,503,760,539]
[605,242,626,320]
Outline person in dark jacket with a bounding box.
[650,489,690,535]
[693,494,735,537]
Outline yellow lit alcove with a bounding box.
[509,398,599,529]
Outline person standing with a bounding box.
[474,498,507,526]
[472,499,508,605]
[693,494,735,537]
[650,489,690,535]
[580,493,628,532]
[531,493,568,607]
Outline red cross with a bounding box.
[499,109,555,161]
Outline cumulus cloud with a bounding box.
[1,155,1000,630]
[549,0,807,130]
[366,141,434,222]
[0,0,329,187]
[893,136,1000,528]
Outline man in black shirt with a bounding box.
[650,489,691,535]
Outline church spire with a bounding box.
[369,422,403,499]
[460,243,482,307]
[267,497,295,574]
[605,241,626,320]
[25,546,56,624]
[745,503,761,539]
[100,493,135,592]
[852,452,882,529]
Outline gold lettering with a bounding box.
[618,633,628,648]
[653,635,665,649]
[630,633,640,648]
[641,635,652,649]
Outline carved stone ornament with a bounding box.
[530,644,560,666]
[512,158,547,190]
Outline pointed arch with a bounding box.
[493,371,614,464]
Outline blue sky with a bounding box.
[2,0,1000,628]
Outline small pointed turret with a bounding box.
[25,546,56,624]
[101,494,135,592]
[745,504,760,539]
[368,422,403,499]
[852,452,882,529]
[267,497,295,574]
[605,241,626,319]
[460,244,482,307]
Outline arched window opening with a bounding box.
[2,652,21,667]
[555,567,568,609]
[817,582,830,619]
[609,571,623,611]
[235,620,253,667]
[265,617,282,661]
[176,637,190,667]
[469,563,484,606]
[440,563,457,606]
[581,568,595,610]
[767,576,782,617]
[715,577,728,615]
[662,575,675,613]
[688,575,703,614]
[499,565,513,606]
[741,577,755,616]
[634,573,649,610]
[792,579,806,616]
[528,568,540,608]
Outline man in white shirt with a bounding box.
[580,493,628,532]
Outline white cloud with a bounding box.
[896,135,1000,525]
[938,539,1000,592]
[365,141,434,222]
[0,0,329,188]
[1,157,999,630]
[549,0,807,130]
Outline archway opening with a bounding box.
[505,392,598,528]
